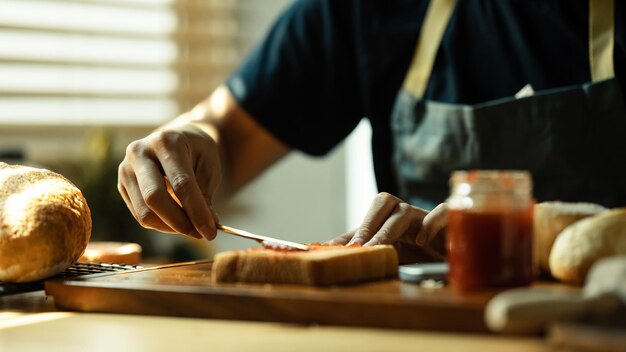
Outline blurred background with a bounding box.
[0,0,377,262]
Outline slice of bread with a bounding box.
[211,243,399,285]
[533,201,607,275]
[550,208,626,284]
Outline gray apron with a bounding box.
[391,0,626,210]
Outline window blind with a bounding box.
[0,0,240,126]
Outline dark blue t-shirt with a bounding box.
[227,0,626,195]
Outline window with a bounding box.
[0,0,239,126]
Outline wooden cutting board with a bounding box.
[45,260,502,332]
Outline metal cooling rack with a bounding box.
[0,262,143,296]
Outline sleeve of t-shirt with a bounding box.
[226,0,363,156]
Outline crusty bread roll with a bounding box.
[533,202,606,275]
[0,162,91,282]
[212,243,398,285]
[549,208,626,284]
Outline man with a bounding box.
[118,0,625,255]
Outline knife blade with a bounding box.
[216,224,310,251]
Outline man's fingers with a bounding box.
[195,154,221,206]
[120,140,177,234]
[365,203,423,246]
[117,180,143,226]
[135,161,203,239]
[349,192,403,245]
[117,165,192,237]
[416,203,448,246]
[153,131,217,240]
[326,230,356,245]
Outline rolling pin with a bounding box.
[485,255,626,334]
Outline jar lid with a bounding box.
[450,170,532,196]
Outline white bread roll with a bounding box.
[549,208,626,284]
[533,202,606,275]
[0,162,91,282]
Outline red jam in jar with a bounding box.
[447,171,534,292]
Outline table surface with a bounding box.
[0,290,552,352]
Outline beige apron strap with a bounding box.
[589,0,615,81]
[403,0,457,98]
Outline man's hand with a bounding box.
[329,192,448,262]
[117,85,290,242]
[117,123,221,241]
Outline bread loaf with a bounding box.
[212,243,398,285]
[0,162,91,282]
[533,202,606,275]
[549,208,626,284]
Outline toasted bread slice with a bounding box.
[211,243,399,285]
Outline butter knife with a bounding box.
[217,224,310,251]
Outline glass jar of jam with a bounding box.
[447,170,534,291]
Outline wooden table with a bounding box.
[0,290,551,352]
